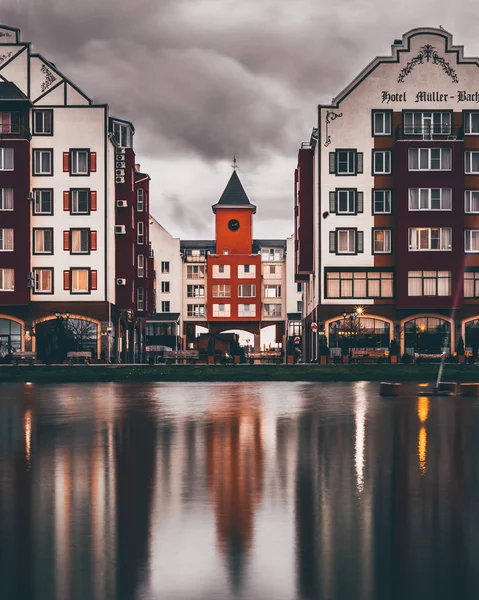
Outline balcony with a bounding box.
[395,125,463,141]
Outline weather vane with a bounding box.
[232,155,238,171]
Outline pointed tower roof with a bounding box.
[212,171,256,213]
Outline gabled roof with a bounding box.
[212,171,256,213]
[0,82,29,100]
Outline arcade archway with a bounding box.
[34,316,99,363]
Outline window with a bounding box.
[329,189,363,215]
[185,249,206,262]
[33,268,53,293]
[0,268,14,291]
[464,112,479,134]
[297,283,302,293]
[409,188,452,211]
[70,149,89,175]
[264,284,281,298]
[329,229,363,254]
[187,285,205,298]
[161,300,170,312]
[187,265,205,279]
[372,190,392,214]
[33,189,52,214]
[264,304,282,317]
[212,264,230,278]
[326,271,393,298]
[409,148,451,171]
[137,255,145,277]
[372,150,391,174]
[32,110,53,135]
[372,229,392,254]
[408,271,451,296]
[71,268,90,294]
[136,222,144,245]
[0,112,20,134]
[187,304,205,318]
[137,189,144,212]
[264,264,282,279]
[330,149,363,175]
[373,111,392,136]
[112,121,131,147]
[71,229,89,254]
[238,304,256,317]
[33,149,52,175]
[465,151,479,174]
[238,264,255,278]
[404,111,451,135]
[0,228,13,251]
[261,248,283,261]
[408,227,452,251]
[0,188,13,211]
[71,189,89,214]
[465,271,479,297]
[161,281,170,293]
[465,230,479,252]
[212,284,231,298]
[465,191,479,213]
[212,303,231,317]
[238,284,256,297]
[161,261,170,274]
[297,300,303,312]
[0,148,13,170]
[137,287,145,311]
[33,228,52,254]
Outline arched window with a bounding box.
[404,317,451,355]
[0,318,22,354]
[328,317,390,350]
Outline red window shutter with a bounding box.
[91,270,98,290]
[90,230,97,251]
[63,191,70,211]
[63,231,70,251]
[63,270,70,290]
[63,152,70,172]
[90,152,97,172]
[90,191,97,211]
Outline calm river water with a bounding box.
[1,381,479,599]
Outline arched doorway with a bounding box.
[35,317,99,363]
[464,318,479,353]
[328,317,390,353]
[403,316,451,355]
[0,317,23,361]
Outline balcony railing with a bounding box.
[395,125,463,141]
[184,254,207,263]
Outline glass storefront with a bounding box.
[404,317,451,355]
[328,317,390,350]
[0,318,22,358]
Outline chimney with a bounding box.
[135,163,141,172]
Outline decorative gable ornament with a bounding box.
[398,44,459,83]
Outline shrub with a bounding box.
[401,353,413,364]
[456,336,465,356]
[389,339,399,356]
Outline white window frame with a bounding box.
[408,227,452,251]
[336,189,356,214]
[137,255,145,277]
[213,264,230,278]
[238,304,256,317]
[336,150,356,175]
[161,261,170,274]
[33,110,53,135]
[187,265,205,279]
[409,148,451,171]
[465,191,479,214]
[161,300,170,313]
[33,189,52,214]
[137,287,145,311]
[71,268,90,294]
[212,284,231,298]
[0,228,14,251]
[187,284,204,298]
[404,111,451,136]
[373,150,391,175]
[465,229,479,253]
[161,281,170,293]
[212,303,231,317]
[0,188,13,211]
[263,284,282,298]
[33,229,53,254]
[0,268,14,291]
[33,149,52,175]
[337,229,356,254]
[137,222,144,245]
[408,270,451,296]
[70,149,89,175]
[187,304,205,318]
[465,151,479,174]
[0,148,14,171]
[409,188,452,211]
[137,188,144,212]
[373,111,392,136]
[70,229,89,254]
[372,229,392,254]
[263,303,282,318]
[238,284,256,298]
[33,268,53,293]
[71,189,89,214]
[464,112,479,135]
[373,190,391,214]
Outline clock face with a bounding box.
[228,218,240,232]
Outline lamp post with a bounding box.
[54,309,70,362]
[342,310,361,358]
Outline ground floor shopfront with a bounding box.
[303,305,479,362]
[0,302,149,364]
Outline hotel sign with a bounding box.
[381,91,479,104]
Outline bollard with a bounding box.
[437,382,457,395]
[380,382,401,397]
[459,383,479,397]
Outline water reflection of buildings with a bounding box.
[206,387,264,591]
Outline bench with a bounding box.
[414,353,446,364]
[12,351,36,366]
[164,350,199,364]
[247,351,283,364]
[352,350,387,364]
[66,351,92,365]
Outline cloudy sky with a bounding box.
[4,0,479,238]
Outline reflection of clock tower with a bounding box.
[207,169,262,333]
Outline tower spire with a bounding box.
[232,155,238,171]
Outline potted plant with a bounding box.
[207,335,215,365]
[389,339,399,364]
[319,337,329,365]
[341,341,349,364]
[456,336,465,364]
[401,352,413,364]
[286,338,295,364]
